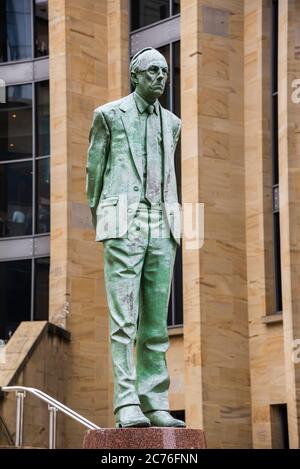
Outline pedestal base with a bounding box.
[83,428,206,449]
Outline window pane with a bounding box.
[0,161,33,238]
[36,80,50,156]
[36,157,50,234]
[172,0,180,15]
[0,259,31,340]
[0,83,32,161]
[34,257,49,320]
[131,0,170,31]
[34,0,49,58]
[0,0,32,63]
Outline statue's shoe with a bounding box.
[145,410,186,428]
[115,405,150,428]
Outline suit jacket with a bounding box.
[86,92,181,244]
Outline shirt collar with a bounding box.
[133,91,159,115]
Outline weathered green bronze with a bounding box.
[86,47,185,428]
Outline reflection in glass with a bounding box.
[0,84,32,161]
[0,259,31,340]
[0,161,33,238]
[36,80,50,156]
[34,257,49,320]
[34,0,49,58]
[36,157,50,233]
[0,0,32,63]
[131,0,170,31]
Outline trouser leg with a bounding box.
[136,210,177,412]
[103,233,146,413]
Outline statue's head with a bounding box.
[130,47,168,103]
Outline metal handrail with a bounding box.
[1,385,100,448]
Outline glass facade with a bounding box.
[0,0,49,63]
[0,0,32,63]
[131,0,180,31]
[0,1,50,336]
[0,80,50,238]
[36,157,50,234]
[36,79,50,157]
[34,256,49,320]
[0,160,33,237]
[0,259,31,340]
[0,256,50,340]
[0,83,33,161]
[0,81,50,336]
[34,0,49,58]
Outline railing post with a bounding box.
[48,405,58,449]
[15,390,26,447]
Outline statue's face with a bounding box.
[133,54,168,103]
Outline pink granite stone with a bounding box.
[83,428,206,449]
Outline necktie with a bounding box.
[145,104,161,204]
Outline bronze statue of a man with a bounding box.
[86,47,184,428]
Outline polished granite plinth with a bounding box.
[83,428,206,449]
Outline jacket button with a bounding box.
[136,226,141,231]
[133,186,139,191]
[127,208,132,213]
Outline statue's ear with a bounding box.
[131,70,138,88]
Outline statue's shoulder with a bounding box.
[94,99,121,117]
[160,106,181,129]
[94,94,132,117]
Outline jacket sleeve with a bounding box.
[173,117,181,152]
[86,109,110,227]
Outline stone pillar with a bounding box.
[181,0,204,432]
[107,0,129,101]
[106,0,129,427]
[279,0,300,449]
[49,0,110,447]
[181,0,252,448]
[245,0,286,449]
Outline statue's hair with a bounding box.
[129,47,155,74]
[129,47,167,88]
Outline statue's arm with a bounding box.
[86,109,110,228]
[173,117,181,152]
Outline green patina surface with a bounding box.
[86,47,185,428]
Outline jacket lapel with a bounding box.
[119,94,173,187]
[119,94,143,181]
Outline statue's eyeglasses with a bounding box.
[139,65,168,76]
